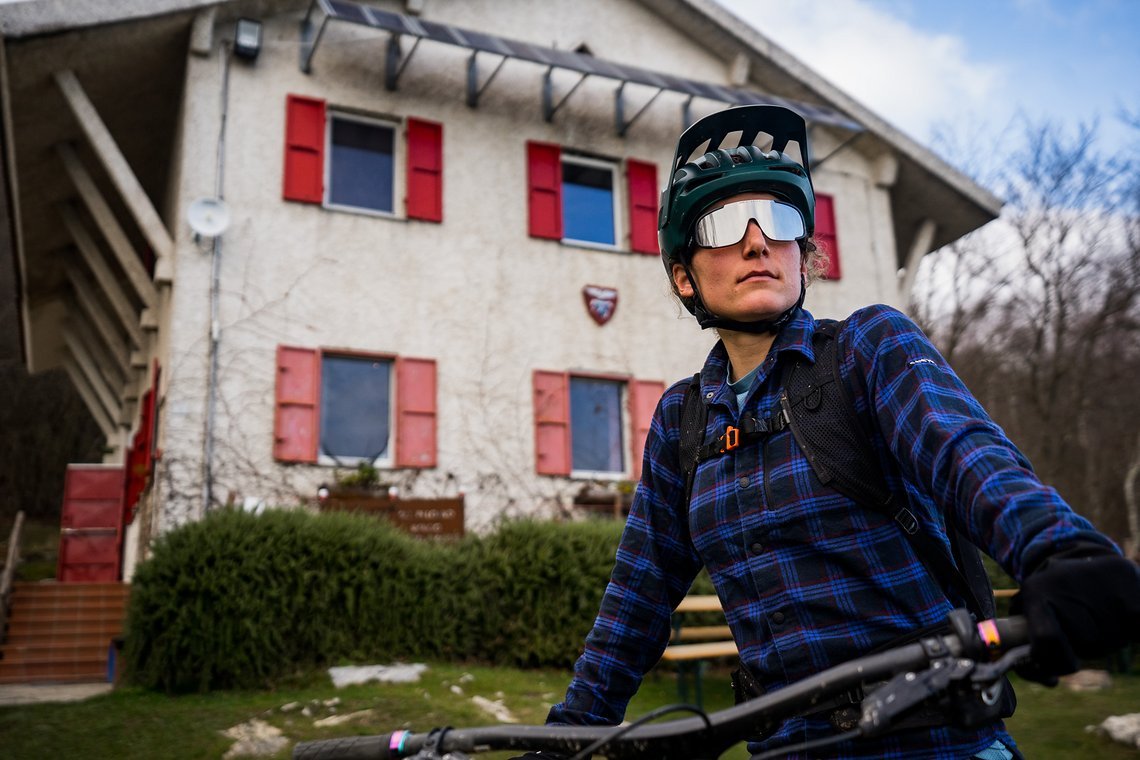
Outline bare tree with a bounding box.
[913,116,1140,546]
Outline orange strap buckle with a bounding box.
[719,425,740,453]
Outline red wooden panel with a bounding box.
[395,356,437,468]
[526,141,563,240]
[626,159,659,255]
[283,94,326,203]
[815,193,841,280]
[533,370,570,476]
[58,465,124,583]
[406,118,443,222]
[629,379,664,481]
[274,345,319,462]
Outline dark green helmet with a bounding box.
[658,104,815,275]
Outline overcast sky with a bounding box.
[716,0,1140,161]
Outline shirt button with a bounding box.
[737,476,751,489]
[750,541,764,554]
[771,611,785,625]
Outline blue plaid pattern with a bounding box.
[548,305,1114,758]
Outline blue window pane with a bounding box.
[563,161,615,245]
[570,377,624,473]
[320,355,391,461]
[328,118,394,212]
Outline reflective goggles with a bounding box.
[691,199,807,248]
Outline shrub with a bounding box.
[124,509,625,692]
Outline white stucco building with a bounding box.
[1,0,1001,577]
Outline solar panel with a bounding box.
[316,0,862,132]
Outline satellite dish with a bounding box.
[187,197,231,237]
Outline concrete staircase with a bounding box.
[0,582,128,684]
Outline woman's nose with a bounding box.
[741,219,768,257]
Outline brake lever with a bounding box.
[858,643,1032,737]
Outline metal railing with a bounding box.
[0,510,25,645]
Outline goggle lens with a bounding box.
[692,199,806,247]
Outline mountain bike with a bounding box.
[293,609,1029,759]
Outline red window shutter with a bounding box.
[395,356,437,468]
[274,346,319,462]
[406,118,443,222]
[527,141,563,240]
[283,95,326,203]
[626,159,659,254]
[815,193,841,280]
[533,370,570,475]
[629,380,664,481]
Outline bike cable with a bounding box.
[567,704,712,760]
[747,728,861,760]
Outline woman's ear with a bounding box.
[672,263,694,298]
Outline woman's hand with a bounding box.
[1012,547,1140,683]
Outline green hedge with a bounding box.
[124,509,627,692]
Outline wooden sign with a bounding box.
[321,493,464,538]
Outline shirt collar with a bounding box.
[700,308,818,407]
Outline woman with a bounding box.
[517,105,1140,759]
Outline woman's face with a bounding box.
[671,192,805,324]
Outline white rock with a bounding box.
[1097,714,1140,749]
[221,719,289,759]
[323,697,342,708]
[471,695,518,723]
[313,709,377,728]
[279,702,301,712]
[450,684,464,696]
[328,663,429,688]
[459,673,475,684]
[1061,670,1113,692]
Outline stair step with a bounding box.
[4,623,123,644]
[1,647,107,660]
[9,601,127,619]
[11,582,129,597]
[0,665,107,688]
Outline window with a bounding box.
[815,193,841,280]
[526,142,658,254]
[274,346,437,468]
[562,156,617,246]
[533,371,663,479]
[319,355,392,463]
[570,377,624,473]
[326,115,395,214]
[283,95,443,222]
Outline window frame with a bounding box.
[316,349,396,469]
[560,153,622,251]
[567,371,630,480]
[322,111,402,219]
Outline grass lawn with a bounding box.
[1,664,1137,759]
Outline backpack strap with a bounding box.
[678,374,707,507]
[781,320,991,619]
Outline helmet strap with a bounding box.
[685,269,806,335]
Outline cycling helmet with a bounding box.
[658,104,815,333]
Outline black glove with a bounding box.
[507,753,567,760]
[1011,547,1140,684]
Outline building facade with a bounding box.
[1,0,1001,577]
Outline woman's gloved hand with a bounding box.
[1012,547,1140,684]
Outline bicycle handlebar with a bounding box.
[294,614,1029,760]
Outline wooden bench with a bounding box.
[661,594,736,707]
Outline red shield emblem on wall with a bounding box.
[583,285,619,326]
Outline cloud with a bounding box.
[714,0,1008,143]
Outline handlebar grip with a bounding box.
[292,735,391,760]
[993,616,1029,647]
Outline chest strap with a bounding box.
[695,407,790,462]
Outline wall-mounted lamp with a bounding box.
[234,18,262,61]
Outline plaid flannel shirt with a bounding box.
[548,304,1115,759]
